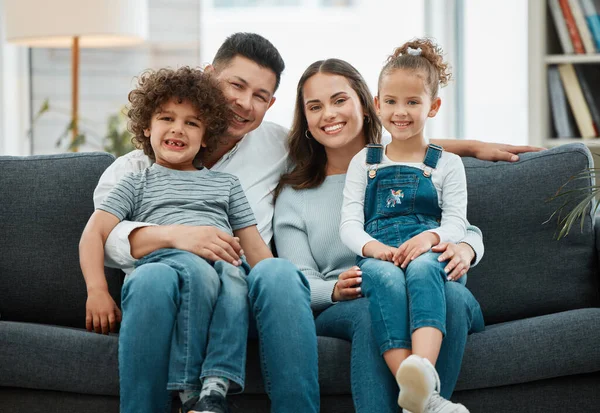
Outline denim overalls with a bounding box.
[358,143,459,352]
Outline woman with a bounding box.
[273,58,485,412]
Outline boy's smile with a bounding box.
[144,98,206,171]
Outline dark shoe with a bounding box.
[190,391,230,413]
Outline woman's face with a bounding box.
[302,73,366,150]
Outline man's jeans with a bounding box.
[119,249,249,413]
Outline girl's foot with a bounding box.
[396,355,469,413]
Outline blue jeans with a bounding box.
[247,258,319,413]
[315,298,399,413]
[359,256,484,400]
[118,249,249,413]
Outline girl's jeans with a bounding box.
[358,255,485,399]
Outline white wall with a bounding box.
[0,0,30,156]
[200,0,426,130]
[462,0,528,144]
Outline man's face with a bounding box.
[212,55,277,140]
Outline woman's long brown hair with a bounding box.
[273,59,381,201]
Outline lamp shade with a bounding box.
[4,0,148,48]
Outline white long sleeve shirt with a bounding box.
[340,144,468,257]
[93,121,289,273]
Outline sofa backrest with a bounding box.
[0,152,123,329]
[464,143,600,325]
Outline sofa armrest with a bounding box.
[595,218,600,278]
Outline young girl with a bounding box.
[340,39,472,413]
[80,67,272,413]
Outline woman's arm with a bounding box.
[274,187,338,311]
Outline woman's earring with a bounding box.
[305,130,312,140]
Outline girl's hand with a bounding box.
[393,232,440,268]
[432,242,474,281]
[332,266,363,302]
[86,289,122,334]
[362,240,396,262]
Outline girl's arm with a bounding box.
[427,154,469,243]
[79,210,122,334]
[234,225,273,268]
[339,150,389,258]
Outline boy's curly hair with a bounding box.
[127,66,231,161]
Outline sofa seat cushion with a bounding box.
[0,321,119,396]
[456,308,600,391]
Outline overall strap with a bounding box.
[422,143,443,177]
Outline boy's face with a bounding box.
[144,98,206,171]
[209,55,277,140]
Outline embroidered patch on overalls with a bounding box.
[386,189,404,207]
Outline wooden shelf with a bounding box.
[544,54,600,64]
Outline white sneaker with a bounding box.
[396,355,439,413]
[424,393,469,413]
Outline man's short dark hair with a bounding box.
[212,32,285,92]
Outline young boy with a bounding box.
[79,66,272,413]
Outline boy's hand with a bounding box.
[393,232,440,268]
[332,266,362,302]
[363,240,396,262]
[86,289,122,334]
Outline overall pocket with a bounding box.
[376,176,418,217]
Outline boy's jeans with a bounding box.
[119,249,249,413]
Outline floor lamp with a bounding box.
[4,0,148,150]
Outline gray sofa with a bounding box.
[1,143,599,413]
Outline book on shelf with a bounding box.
[559,0,586,53]
[569,0,597,52]
[579,0,600,50]
[548,66,578,138]
[557,63,597,138]
[574,64,600,134]
[549,0,575,53]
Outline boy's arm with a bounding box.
[234,225,273,268]
[431,139,543,162]
[79,210,122,334]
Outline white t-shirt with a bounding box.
[94,121,289,273]
[340,143,468,257]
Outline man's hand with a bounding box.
[332,266,362,302]
[471,142,544,162]
[362,240,396,262]
[86,289,122,334]
[168,225,243,265]
[393,232,440,268]
[431,242,475,281]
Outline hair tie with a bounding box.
[407,47,422,56]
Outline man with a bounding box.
[94,32,540,413]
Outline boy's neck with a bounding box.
[386,135,427,163]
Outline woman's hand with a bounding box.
[431,242,475,281]
[332,266,362,302]
[393,232,440,268]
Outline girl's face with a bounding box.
[375,69,441,143]
[144,98,206,171]
[302,73,366,150]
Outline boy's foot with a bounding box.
[191,390,230,413]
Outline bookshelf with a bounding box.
[528,0,600,148]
